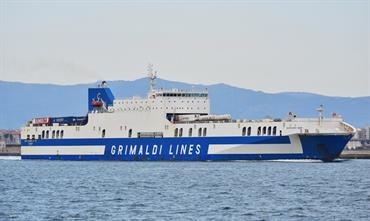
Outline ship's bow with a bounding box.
[299,134,353,161]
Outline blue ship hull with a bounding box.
[21,134,352,162]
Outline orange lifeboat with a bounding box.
[91,99,103,108]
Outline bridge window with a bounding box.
[46,130,49,139]
[247,127,252,136]
[56,130,60,139]
[60,130,64,139]
[41,130,45,139]
[198,128,202,137]
[52,130,55,139]
[203,128,207,136]
[174,128,179,137]
[102,129,106,138]
[268,127,272,136]
[242,127,246,136]
[179,128,183,137]
[188,128,193,137]
[263,127,267,135]
[128,129,132,138]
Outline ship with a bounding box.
[21,65,355,161]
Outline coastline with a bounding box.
[339,150,370,159]
[0,145,20,156]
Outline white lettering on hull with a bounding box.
[110,144,201,156]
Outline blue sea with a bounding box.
[1,157,369,221]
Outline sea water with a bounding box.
[0,158,369,220]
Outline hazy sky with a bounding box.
[0,0,369,97]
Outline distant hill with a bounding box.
[1,78,369,129]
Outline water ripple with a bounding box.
[1,160,370,220]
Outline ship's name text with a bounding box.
[110,144,201,156]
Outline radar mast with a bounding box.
[147,63,157,94]
[316,104,324,126]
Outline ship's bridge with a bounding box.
[110,64,210,115]
[154,90,208,98]
[112,89,210,115]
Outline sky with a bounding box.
[0,0,369,97]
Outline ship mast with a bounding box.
[316,104,324,126]
[147,63,157,94]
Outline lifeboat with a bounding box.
[91,99,103,108]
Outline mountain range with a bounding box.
[1,78,369,129]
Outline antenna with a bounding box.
[316,104,324,118]
[147,63,157,93]
[316,104,324,126]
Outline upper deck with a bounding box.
[111,89,210,115]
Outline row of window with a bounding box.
[102,129,133,138]
[30,128,134,139]
[26,130,65,140]
[101,127,210,138]
[173,126,281,137]
[118,106,207,111]
[115,100,207,105]
[174,127,207,137]
[26,126,281,140]
[242,126,280,136]
[157,93,208,97]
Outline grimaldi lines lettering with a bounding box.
[110,144,201,156]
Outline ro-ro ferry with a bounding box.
[21,65,355,161]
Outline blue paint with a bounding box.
[299,134,353,161]
[88,86,115,112]
[21,134,352,161]
[21,136,291,146]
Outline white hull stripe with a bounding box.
[208,136,303,154]
[21,145,105,156]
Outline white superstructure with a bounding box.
[21,65,356,161]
